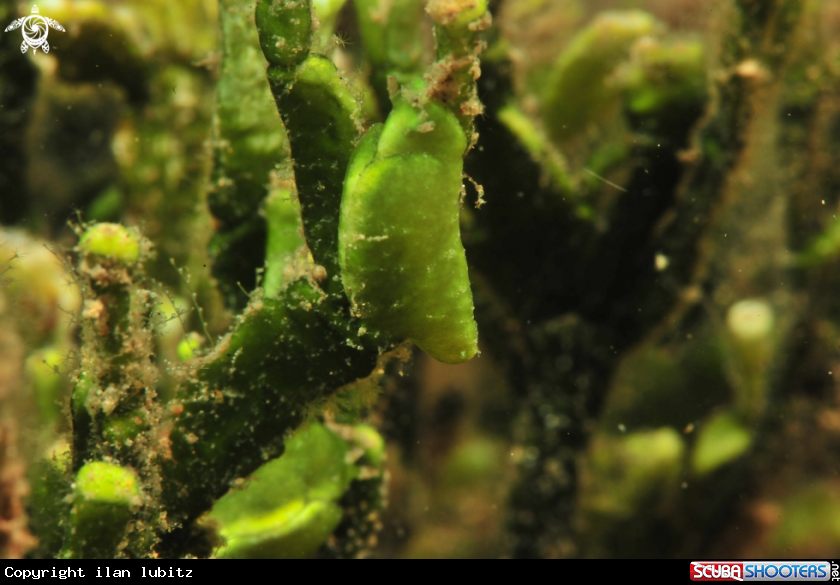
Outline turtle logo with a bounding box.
[4,5,64,55]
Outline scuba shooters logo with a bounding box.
[690,561,836,581]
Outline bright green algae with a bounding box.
[339,100,478,364]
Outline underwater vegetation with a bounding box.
[2,0,840,559]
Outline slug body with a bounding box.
[339,99,478,363]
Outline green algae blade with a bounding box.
[339,100,478,364]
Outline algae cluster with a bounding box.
[2,0,840,560]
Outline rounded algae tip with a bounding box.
[75,461,141,505]
[78,223,141,266]
[726,298,774,342]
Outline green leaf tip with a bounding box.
[351,424,386,468]
[209,423,356,559]
[177,332,206,362]
[339,99,478,364]
[426,0,489,32]
[78,223,141,265]
[542,10,659,143]
[255,0,313,69]
[692,411,753,475]
[216,499,342,559]
[75,461,141,505]
[617,38,707,118]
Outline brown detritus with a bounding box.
[468,12,491,33]
[0,329,23,405]
[0,422,37,559]
[82,298,110,338]
[310,264,328,282]
[423,0,488,145]
[417,121,436,133]
[156,420,174,461]
[463,173,486,208]
[426,59,463,104]
[424,56,484,121]
[426,0,487,29]
[82,299,105,322]
[426,0,467,26]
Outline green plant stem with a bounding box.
[354,0,428,114]
[159,279,380,524]
[210,0,293,306]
